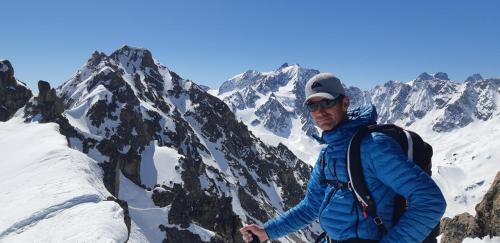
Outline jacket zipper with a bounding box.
[319,186,339,223]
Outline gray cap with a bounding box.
[304,73,345,104]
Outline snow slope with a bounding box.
[409,111,500,218]
[0,118,128,242]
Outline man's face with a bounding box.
[308,96,348,131]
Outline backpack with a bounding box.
[316,124,440,243]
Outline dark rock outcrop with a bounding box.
[475,171,500,236]
[0,60,32,121]
[23,80,63,122]
[440,213,482,243]
[23,80,81,139]
[440,172,500,242]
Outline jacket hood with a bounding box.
[320,105,378,144]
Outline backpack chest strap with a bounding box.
[320,179,350,189]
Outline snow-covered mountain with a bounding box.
[366,72,500,219]
[369,72,500,132]
[216,67,500,225]
[214,63,324,164]
[50,46,316,242]
[2,49,499,242]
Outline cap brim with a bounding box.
[304,93,338,105]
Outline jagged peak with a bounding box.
[434,72,449,81]
[226,69,260,83]
[38,80,52,96]
[113,45,150,55]
[415,72,449,82]
[465,73,483,82]
[382,80,404,87]
[278,62,290,70]
[0,60,14,75]
[416,72,433,81]
[279,62,290,69]
[109,45,155,68]
[87,51,108,67]
[277,62,301,71]
[0,60,16,86]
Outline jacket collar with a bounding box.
[319,105,378,144]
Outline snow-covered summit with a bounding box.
[465,73,484,82]
[218,63,315,96]
[369,73,500,132]
[54,47,318,242]
[415,72,450,82]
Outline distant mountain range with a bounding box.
[1,46,499,242]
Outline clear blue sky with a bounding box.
[2,0,499,91]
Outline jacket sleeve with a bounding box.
[263,152,327,240]
[364,134,446,243]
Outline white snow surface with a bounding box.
[0,118,128,242]
[119,172,166,243]
[140,140,184,188]
[119,172,217,243]
[407,108,500,218]
[462,236,500,243]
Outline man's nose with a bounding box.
[315,107,328,114]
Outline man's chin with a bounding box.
[318,123,334,131]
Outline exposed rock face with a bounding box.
[22,80,82,140]
[364,73,500,132]
[440,213,482,243]
[57,46,314,242]
[219,63,321,137]
[475,171,500,236]
[254,94,294,136]
[222,69,500,147]
[440,172,500,242]
[24,80,65,122]
[0,60,32,121]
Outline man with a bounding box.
[240,73,446,243]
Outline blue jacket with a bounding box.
[263,105,446,242]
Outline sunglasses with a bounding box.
[306,98,341,112]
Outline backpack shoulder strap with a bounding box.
[347,124,408,234]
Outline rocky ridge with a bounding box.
[55,46,316,242]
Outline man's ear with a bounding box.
[342,96,350,112]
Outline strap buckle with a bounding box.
[373,216,383,225]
